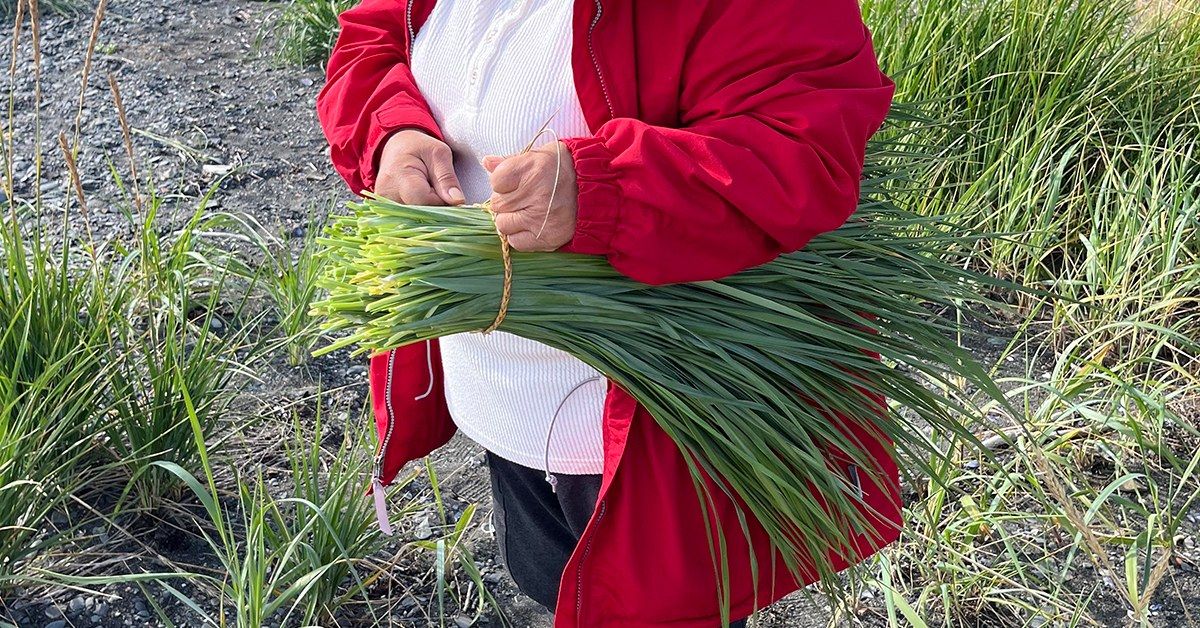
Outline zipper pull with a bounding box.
[372,475,394,536]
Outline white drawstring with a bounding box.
[543,375,605,492]
[414,339,434,401]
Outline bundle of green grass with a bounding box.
[313,140,1001,582]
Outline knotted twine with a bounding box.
[478,114,561,335]
[481,201,513,334]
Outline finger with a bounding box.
[392,168,443,206]
[492,210,530,236]
[426,144,464,205]
[506,231,552,252]
[482,155,504,172]
[488,156,526,195]
[488,190,532,216]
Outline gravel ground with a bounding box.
[1,1,1197,627]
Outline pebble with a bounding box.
[399,594,419,609]
[68,596,86,613]
[414,515,433,540]
[44,606,63,619]
[291,226,307,238]
[483,571,503,584]
[208,316,225,331]
[44,621,66,628]
[95,602,109,617]
[347,365,367,377]
[454,615,473,628]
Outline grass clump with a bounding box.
[262,409,391,625]
[229,213,329,366]
[105,200,263,511]
[1,0,78,18]
[272,0,356,67]
[0,215,115,583]
[863,0,1200,354]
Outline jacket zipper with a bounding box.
[405,0,416,56]
[588,0,616,119]
[576,500,607,618]
[373,348,400,482]
[576,5,611,611]
[576,6,610,613]
[370,348,401,535]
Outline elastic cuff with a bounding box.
[359,96,444,192]
[561,136,621,255]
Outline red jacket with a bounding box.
[318,1,899,625]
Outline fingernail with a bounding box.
[448,187,464,202]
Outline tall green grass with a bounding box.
[864,0,1200,356]
[263,408,392,625]
[105,199,263,510]
[0,214,116,583]
[272,0,356,67]
[878,324,1200,626]
[0,0,78,18]
[225,212,330,366]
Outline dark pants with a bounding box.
[486,452,748,627]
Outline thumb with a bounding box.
[427,146,464,205]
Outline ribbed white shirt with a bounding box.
[410,0,607,475]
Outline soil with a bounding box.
[1,1,1198,628]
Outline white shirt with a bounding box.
[410,0,606,475]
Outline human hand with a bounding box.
[484,142,578,252]
[375,129,464,205]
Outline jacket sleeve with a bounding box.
[317,0,443,194]
[560,1,894,285]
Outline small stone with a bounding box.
[300,77,314,87]
[483,571,503,584]
[68,596,86,613]
[95,602,109,617]
[291,226,307,239]
[91,616,101,624]
[413,516,433,540]
[202,163,233,176]
[347,365,367,377]
[44,621,66,628]
[399,594,419,609]
[454,615,473,628]
[208,317,225,331]
[45,606,63,619]
[963,460,979,470]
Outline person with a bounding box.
[317,1,898,626]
